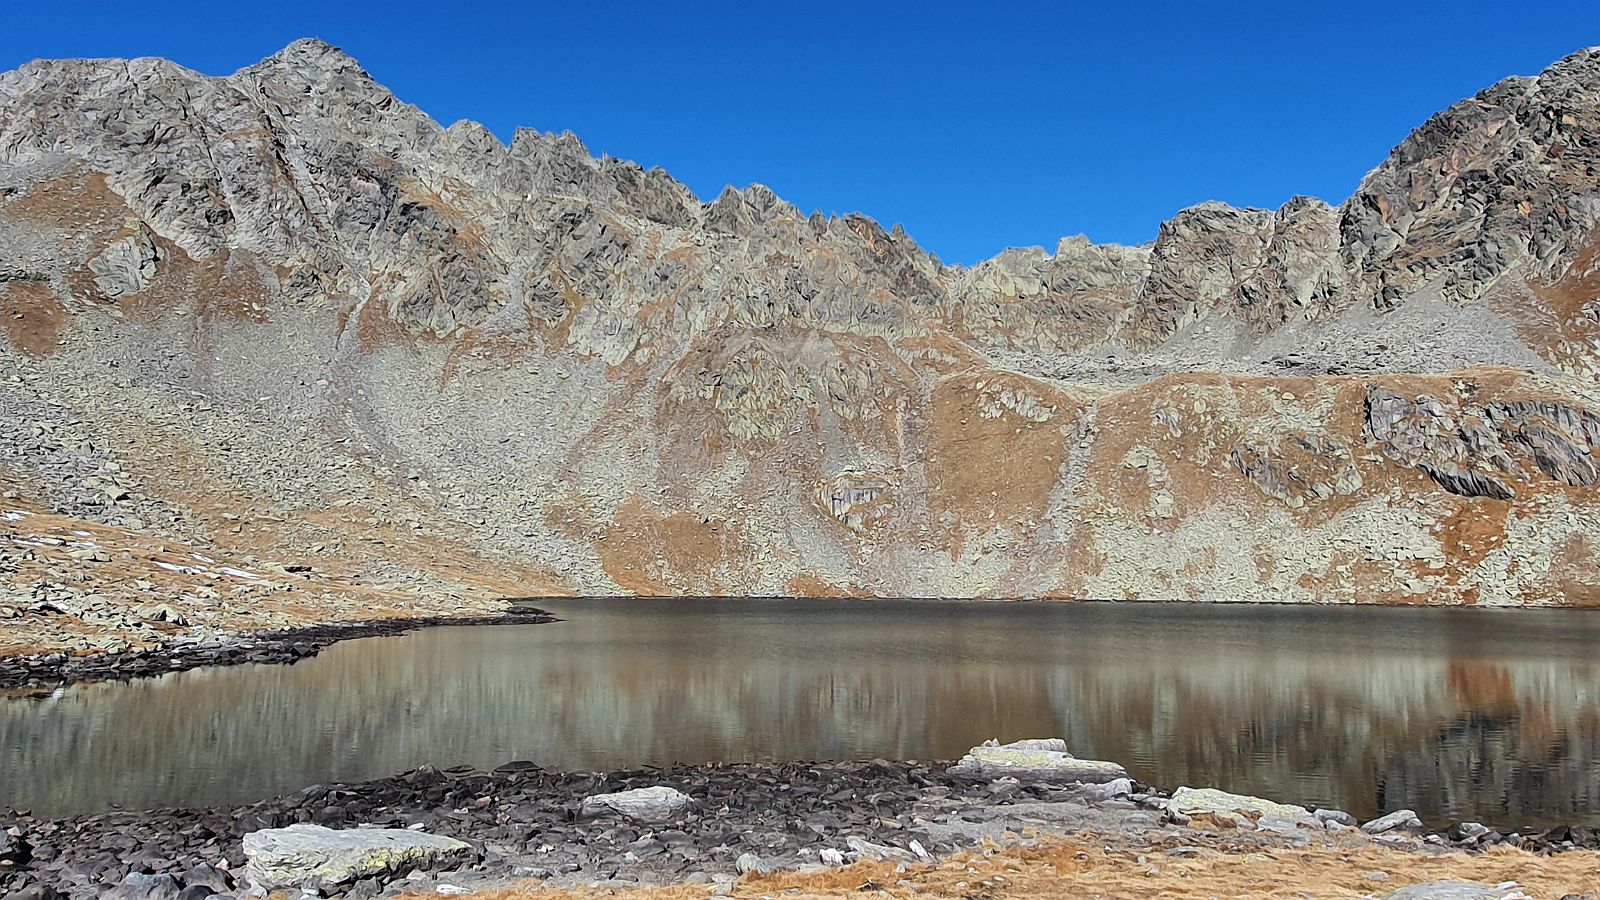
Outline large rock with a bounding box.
[946,739,1127,784]
[241,823,474,892]
[578,786,694,823]
[1362,809,1424,835]
[1164,787,1320,829]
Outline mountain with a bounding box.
[2,40,1599,618]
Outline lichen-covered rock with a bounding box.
[1164,787,1320,829]
[240,823,473,892]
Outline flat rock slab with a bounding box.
[579,785,693,823]
[1382,882,1526,899]
[947,739,1126,784]
[241,823,473,892]
[1166,787,1320,829]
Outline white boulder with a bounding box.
[946,738,1127,783]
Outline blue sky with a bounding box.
[3,1,1595,264]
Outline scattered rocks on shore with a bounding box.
[1,738,1595,898]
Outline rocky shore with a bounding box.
[4,746,1598,899]
[0,606,556,692]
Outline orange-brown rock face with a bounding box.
[3,41,1600,608]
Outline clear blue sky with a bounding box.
[3,1,1595,264]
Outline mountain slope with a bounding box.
[2,41,1600,615]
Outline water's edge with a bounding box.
[8,595,1597,693]
[0,606,557,692]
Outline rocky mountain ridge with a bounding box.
[2,40,1600,618]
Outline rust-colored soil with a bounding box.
[0,281,68,356]
[928,375,1070,529]
[600,498,743,595]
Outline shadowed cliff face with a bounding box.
[1,41,1599,603]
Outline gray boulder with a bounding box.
[1362,809,1425,835]
[579,785,694,823]
[1069,776,1135,803]
[1313,807,1358,827]
[241,823,473,892]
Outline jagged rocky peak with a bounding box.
[1,39,1597,349]
[1342,46,1600,308]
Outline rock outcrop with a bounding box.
[240,823,472,893]
[947,739,1129,783]
[2,42,1600,608]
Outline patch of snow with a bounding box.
[2,510,28,522]
[218,566,260,579]
[192,553,214,563]
[154,561,200,575]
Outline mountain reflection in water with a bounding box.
[3,598,1598,823]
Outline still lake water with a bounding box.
[3,598,1600,824]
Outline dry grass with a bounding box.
[424,836,1600,899]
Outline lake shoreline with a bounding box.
[3,759,1596,898]
[8,595,1598,693]
[0,606,557,693]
